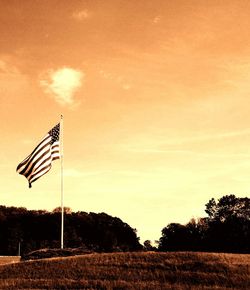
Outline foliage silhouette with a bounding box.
[159,195,250,253]
[0,206,142,256]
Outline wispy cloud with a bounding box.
[123,147,250,158]
[122,84,131,90]
[72,9,90,21]
[0,58,29,94]
[21,139,34,145]
[153,15,161,24]
[120,128,250,157]
[99,70,132,90]
[0,59,19,74]
[165,129,250,145]
[40,67,84,106]
[64,168,108,178]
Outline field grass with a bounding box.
[0,251,249,289]
[0,256,20,265]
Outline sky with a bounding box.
[1,0,250,244]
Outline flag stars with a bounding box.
[50,123,60,144]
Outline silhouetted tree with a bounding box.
[143,240,157,251]
[0,205,142,256]
[205,195,250,253]
[205,194,250,222]
[159,195,250,253]
[53,207,72,214]
[158,223,189,251]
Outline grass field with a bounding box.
[0,251,249,289]
[0,256,20,265]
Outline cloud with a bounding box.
[165,129,250,145]
[119,128,250,157]
[123,147,250,158]
[64,168,108,178]
[153,16,161,24]
[40,67,84,106]
[0,59,19,74]
[0,58,29,96]
[122,84,131,90]
[21,139,34,145]
[99,69,132,90]
[72,9,90,21]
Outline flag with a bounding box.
[17,123,60,188]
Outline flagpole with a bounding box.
[60,115,64,249]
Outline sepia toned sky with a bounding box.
[1,0,250,243]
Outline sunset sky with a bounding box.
[1,0,250,243]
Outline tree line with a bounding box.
[0,194,249,256]
[158,195,250,253]
[0,206,142,256]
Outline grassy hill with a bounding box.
[0,251,249,289]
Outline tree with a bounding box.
[143,240,156,251]
[205,194,250,222]
[159,195,250,253]
[205,195,250,253]
[53,207,72,214]
[158,223,189,251]
[0,205,142,255]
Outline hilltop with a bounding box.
[0,251,249,289]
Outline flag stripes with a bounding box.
[17,123,60,187]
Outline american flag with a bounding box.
[17,123,60,188]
